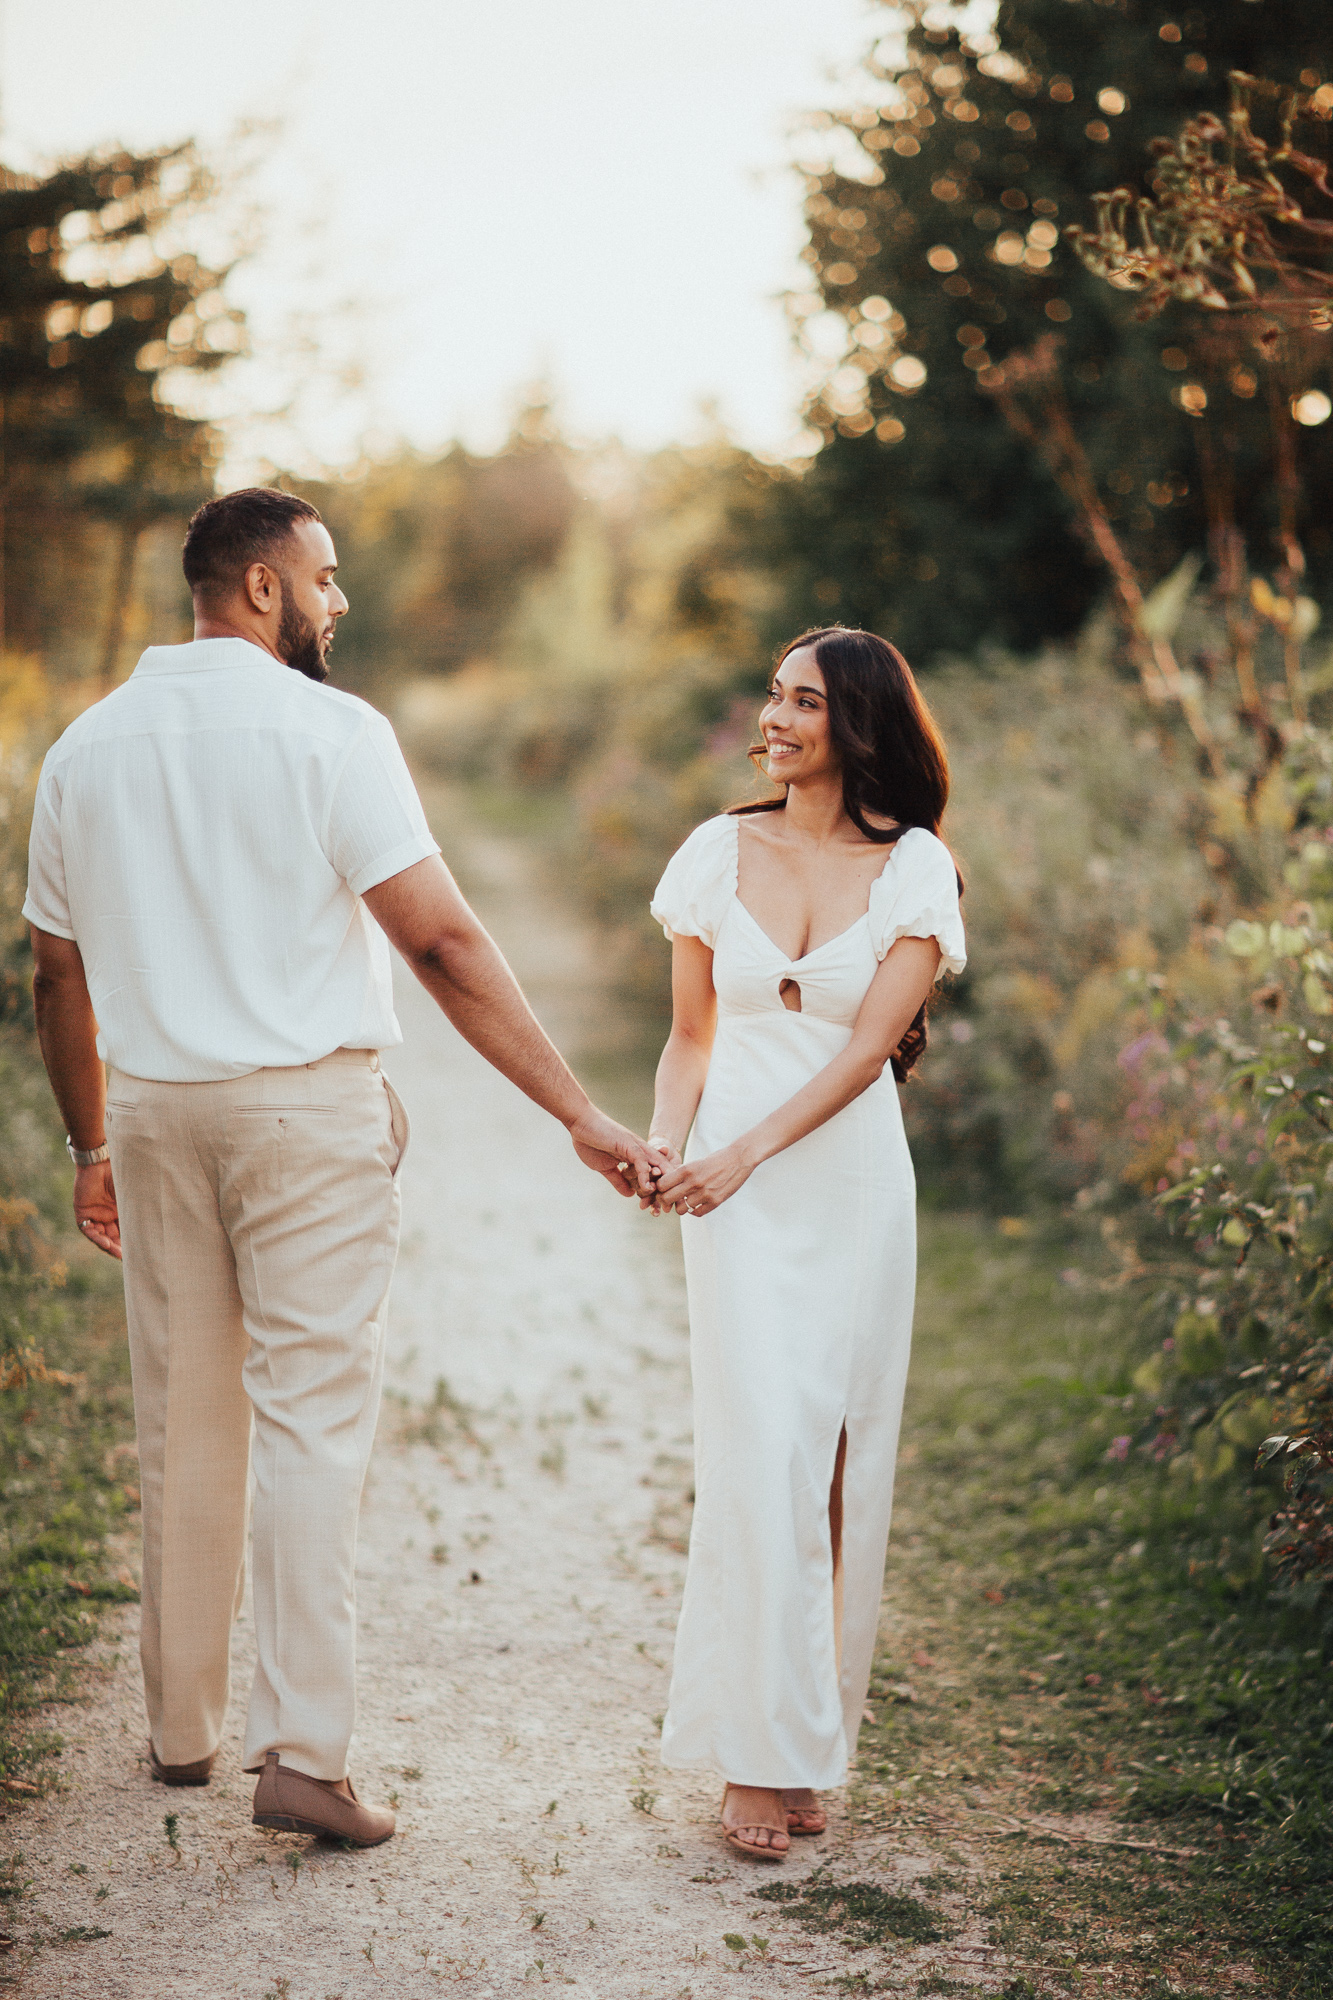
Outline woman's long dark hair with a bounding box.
[728,626,961,1081]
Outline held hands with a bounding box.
[569,1109,754,1218]
[639,1137,681,1214]
[650,1143,754,1220]
[74,1160,121,1261]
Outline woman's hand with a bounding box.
[654,1144,754,1219]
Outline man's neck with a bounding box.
[192,611,284,663]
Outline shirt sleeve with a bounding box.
[21,752,76,941]
[322,710,441,897]
[649,817,736,948]
[868,829,966,981]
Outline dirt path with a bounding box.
[16,793,996,1999]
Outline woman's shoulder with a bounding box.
[881,824,957,880]
[663,812,741,878]
[869,824,965,972]
[677,812,740,854]
[650,814,738,944]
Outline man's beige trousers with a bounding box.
[104,1049,409,1780]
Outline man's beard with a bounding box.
[276,580,332,683]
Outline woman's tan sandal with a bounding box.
[721,1784,790,1862]
[781,1788,827,1836]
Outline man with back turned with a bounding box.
[23,487,656,1845]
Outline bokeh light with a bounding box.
[1292,390,1332,426]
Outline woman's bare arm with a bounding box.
[647,934,717,1159]
[654,935,941,1216]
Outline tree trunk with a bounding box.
[98,517,142,695]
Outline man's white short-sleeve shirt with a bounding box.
[22,637,441,1082]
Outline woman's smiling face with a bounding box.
[760,646,836,785]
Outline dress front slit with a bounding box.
[650,813,965,1790]
[830,1421,848,1676]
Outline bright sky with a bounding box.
[5,0,888,470]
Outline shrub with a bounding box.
[1128,735,1333,1583]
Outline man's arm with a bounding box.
[363,856,657,1197]
[29,927,121,1259]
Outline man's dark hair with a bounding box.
[182,487,322,602]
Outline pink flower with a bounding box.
[1118,1031,1169,1072]
[1106,1436,1131,1462]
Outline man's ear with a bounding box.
[243,560,279,615]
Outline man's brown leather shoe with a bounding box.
[149,1744,216,1787]
[251,1752,395,1846]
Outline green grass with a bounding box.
[0,1052,137,1799]
[754,1871,950,1947]
[826,1213,1333,1998]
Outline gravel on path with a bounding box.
[14,797,988,1999]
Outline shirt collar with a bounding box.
[131,637,288,677]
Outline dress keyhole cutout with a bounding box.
[779,978,802,1013]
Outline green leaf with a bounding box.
[1303,972,1333,1017]
[1140,550,1204,640]
[1174,1312,1226,1375]
[1226,920,1268,958]
[1220,1396,1274,1450]
[1133,1353,1165,1396]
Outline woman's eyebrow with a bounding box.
[780,683,826,699]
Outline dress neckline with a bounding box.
[728,814,908,966]
[732,895,869,966]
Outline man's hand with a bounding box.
[74,1160,121,1260]
[568,1107,662,1199]
[30,929,119,1254]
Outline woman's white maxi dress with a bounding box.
[650,814,966,1790]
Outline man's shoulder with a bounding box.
[287,680,403,757]
[39,681,139,765]
[297,680,384,726]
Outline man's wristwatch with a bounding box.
[66,1138,110,1167]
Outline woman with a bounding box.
[645,627,965,1861]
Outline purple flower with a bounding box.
[1118,1031,1169,1073]
[1106,1436,1131,1462]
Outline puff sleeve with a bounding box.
[867,827,966,980]
[649,815,738,949]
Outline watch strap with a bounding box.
[66,1138,110,1168]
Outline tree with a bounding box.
[0,145,244,676]
[307,406,579,691]
[756,0,1332,664]
[982,75,1333,792]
